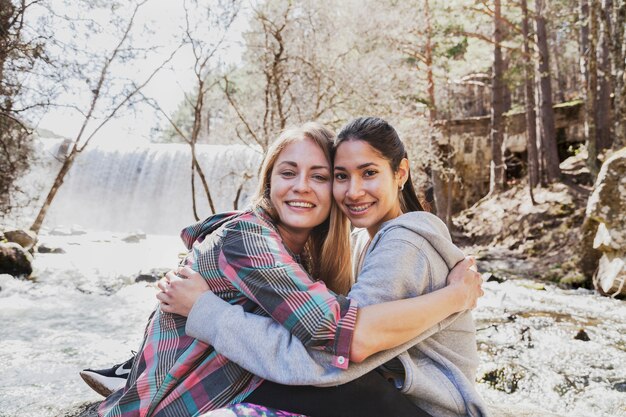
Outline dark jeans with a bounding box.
[245,369,433,417]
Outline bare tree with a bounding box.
[30,1,179,233]
[221,1,294,154]
[147,0,240,219]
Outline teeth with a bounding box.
[349,204,372,212]
[287,201,314,208]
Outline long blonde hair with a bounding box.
[252,122,353,295]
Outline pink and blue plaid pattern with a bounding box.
[200,403,307,417]
[99,208,356,417]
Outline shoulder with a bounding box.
[375,211,451,244]
[221,209,296,265]
[222,209,278,235]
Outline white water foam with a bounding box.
[10,138,262,234]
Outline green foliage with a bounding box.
[0,115,33,217]
[445,37,468,59]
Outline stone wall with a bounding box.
[433,100,584,214]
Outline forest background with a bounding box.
[2,0,625,224]
[2,0,625,232]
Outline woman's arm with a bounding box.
[159,242,481,383]
[347,238,481,362]
[212,221,357,368]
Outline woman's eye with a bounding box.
[280,171,296,177]
[312,174,329,182]
[364,170,378,177]
[334,173,347,181]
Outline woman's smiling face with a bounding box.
[270,137,332,249]
[332,140,406,236]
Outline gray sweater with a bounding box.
[186,211,489,417]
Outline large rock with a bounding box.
[3,229,38,251]
[0,242,34,277]
[579,147,626,296]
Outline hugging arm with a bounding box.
[216,222,357,367]
[181,239,479,386]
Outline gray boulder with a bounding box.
[3,229,38,251]
[0,242,34,277]
[580,147,626,296]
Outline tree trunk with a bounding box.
[423,0,446,220]
[489,0,506,194]
[233,183,244,210]
[610,1,626,148]
[31,149,78,233]
[597,0,614,152]
[431,163,452,229]
[190,149,200,221]
[189,86,216,216]
[522,0,540,196]
[535,0,562,182]
[586,0,600,178]
[551,29,567,103]
[192,151,216,215]
[425,0,436,121]
[579,0,590,151]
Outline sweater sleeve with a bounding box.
[186,234,456,386]
[217,221,357,368]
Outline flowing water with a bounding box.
[9,138,262,234]
[0,232,183,417]
[1,139,625,417]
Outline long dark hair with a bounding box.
[335,117,424,213]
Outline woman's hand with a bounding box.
[447,256,484,311]
[157,266,210,317]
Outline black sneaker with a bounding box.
[80,355,135,397]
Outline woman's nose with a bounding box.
[293,175,311,193]
[345,179,364,199]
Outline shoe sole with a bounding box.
[80,370,126,397]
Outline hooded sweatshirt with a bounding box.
[186,211,489,417]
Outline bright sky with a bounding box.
[35,0,249,146]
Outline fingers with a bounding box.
[160,302,173,314]
[456,257,472,271]
[176,266,196,279]
[157,277,169,292]
[465,256,477,272]
[156,290,171,304]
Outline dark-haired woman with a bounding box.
[161,117,489,417]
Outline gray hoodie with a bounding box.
[186,211,489,417]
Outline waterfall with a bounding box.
[17,138,263,234]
